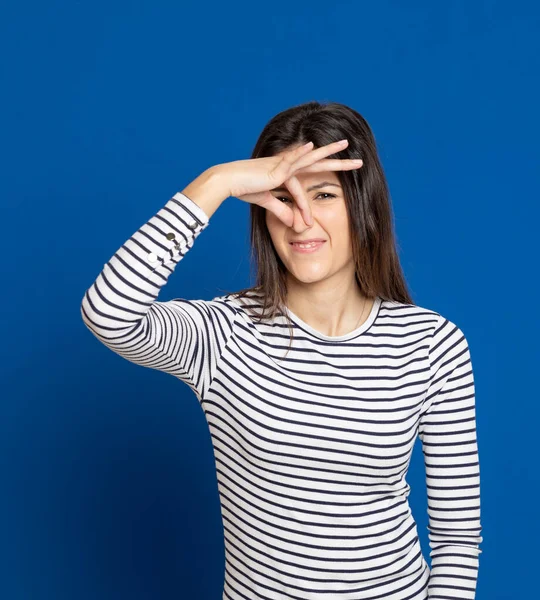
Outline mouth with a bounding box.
[289,240,326,253]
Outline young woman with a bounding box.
[81,101,483,600]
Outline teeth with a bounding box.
[294,242,319,248]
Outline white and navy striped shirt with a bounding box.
[81,192,483,600]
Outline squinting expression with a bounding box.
[265,169,355,286]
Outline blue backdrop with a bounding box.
[2,1,538,598]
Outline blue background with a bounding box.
[2,1,538,598]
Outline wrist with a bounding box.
[180,166,230,219]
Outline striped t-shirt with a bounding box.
[81,191,483,600]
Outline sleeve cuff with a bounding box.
[172,191,211,225]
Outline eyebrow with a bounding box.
[270,181,342,193]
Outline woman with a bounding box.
[81,101,483,599]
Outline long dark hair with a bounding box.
[223,100,413,353]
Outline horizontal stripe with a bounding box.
[81,192,483,599]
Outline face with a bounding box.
[265,148,355,288]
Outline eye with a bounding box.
[277,192,337,203]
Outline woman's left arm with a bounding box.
[419,314,484,599]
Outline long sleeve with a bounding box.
[80,191,238,401]
[418,314,483,599]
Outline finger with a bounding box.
[298,158,364,174]
[268,141,314,184]
[284,175,313,227]
[257,191,295,227]
[290,139,351,172]
[278,141,314,170]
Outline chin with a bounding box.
[287,267,330,285]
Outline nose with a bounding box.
[290,202,313,232]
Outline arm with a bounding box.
[418,314,483,599]
[80,168,235,401]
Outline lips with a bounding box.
[289,238,326,244]
[289,240,326,253]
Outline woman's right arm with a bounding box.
[81,140,359,399]
[80,167,235,401]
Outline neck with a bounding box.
[285,275,374,338]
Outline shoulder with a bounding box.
[379,296,443,328]
[202,288,264,322]
[380,297,466,346]
[168,293,242,325]
[212,288,274,318]
[394,300,471,371]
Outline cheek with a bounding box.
[265,209,279,231]
[265,213,286,248]
[321,207,349,236]
[265,212,276,237]
[323,210,352,256]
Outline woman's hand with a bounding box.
[214,139,363,227]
